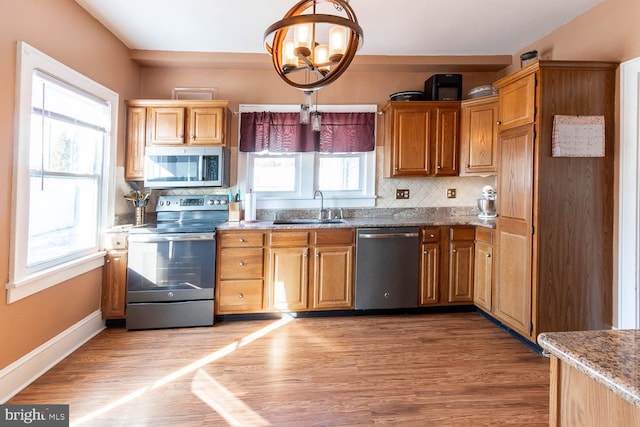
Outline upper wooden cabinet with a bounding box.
[493,61,617,342]
[383,101,460,177]
[459,95,498,175]
[124,99,229,180]
[497,72,536,131]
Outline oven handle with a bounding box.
[128,233,215,243]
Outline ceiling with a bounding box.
[75,0,604,57]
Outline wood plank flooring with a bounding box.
[9,312,550,426]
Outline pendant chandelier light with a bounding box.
[264,0,364,92]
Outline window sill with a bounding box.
[6,251,106,303]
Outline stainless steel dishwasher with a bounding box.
[355,227,419,309]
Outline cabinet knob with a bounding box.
[466,164,470,168]
[429,234,435,238]
[238,293,244,299]
[452,249,457,253]
[394,166,398,171]
[486,253,491,258]
[303,252,308,258]
[423,250,428,254]
[496,121,502,125]
[316,253,320,258]
[437,165,442,169]
[106,259,111,263]
[239,238,245,243]
[239,261,245,266]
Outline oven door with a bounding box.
[127,233,216,303]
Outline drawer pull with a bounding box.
[238,293,244,299]
[239,261,245,266]
[239,238,245,243]
[486,253,491,258]
[452,249,457,253]
[429,234,435,238]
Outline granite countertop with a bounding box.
[217,214,496,230]
[538,330,640,407]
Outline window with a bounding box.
[8,42,118,303]
[237,105,376,209]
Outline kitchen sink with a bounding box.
[272,218,346,225]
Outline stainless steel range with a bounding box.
[126,194,229,330]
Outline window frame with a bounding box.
[237,104,377,210]
[7,41,118,303]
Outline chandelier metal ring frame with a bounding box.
[264,0,364,91]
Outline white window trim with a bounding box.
[237,104,377,209]
[6,41,118,303]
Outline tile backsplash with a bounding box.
[374,147,496,209]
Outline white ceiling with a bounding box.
[75,0,603,57]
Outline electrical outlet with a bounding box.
[396,189,410,199]
[447,189,456,198]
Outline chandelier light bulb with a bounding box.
[293,23,313,57]
[314,44,330,72]
[329,26,347,62]
[282,39,297,69]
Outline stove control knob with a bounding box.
[213,199,221,205]
[166,201,171,206]
[158,201,164,207]
[220,199,228,205]
[207,199,215,205]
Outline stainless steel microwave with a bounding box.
[144,146,229,188]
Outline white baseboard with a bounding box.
[0,310,105,403]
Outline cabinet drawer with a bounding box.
[219,231,265,248]
[219,248,264,279]
[218,280,264,313]
[422,227,441,243]
[475,227,494,245]
[450,227,475,241]
[270,231,310,247]
[313,229,354,246]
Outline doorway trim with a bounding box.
[618,57,640,329]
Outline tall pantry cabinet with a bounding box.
[493,61,617,342]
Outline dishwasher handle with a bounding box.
[358,232,419,239]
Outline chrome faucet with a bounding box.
[313,190,324,220]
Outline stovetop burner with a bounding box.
[129,194,230,234]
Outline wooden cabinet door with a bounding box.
[498,72,536,130]
[310,246,353,310]
[460,96,498,175]
[125,106,146,181]
[188,107,225,146]
[102,250,127,319]
[448,240,474,303]
[146,107,185,145]
[419,242,440,305]
[433,106,459,176]
[494,124,534,338]
[473,240,493,312]
[389,106,431,176]
[268,247,309,311]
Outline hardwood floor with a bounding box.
[9,312,550,426]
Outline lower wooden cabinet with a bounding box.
[448,226,475,303]
[101,250,127,319]
[267,229,354,312]
[311,245,354,309]
[419,227,443,306]
[216,230,266,314]
[473,227,494,312]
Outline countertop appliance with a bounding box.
[424,74,462,101]
[144,146,229,189]
[477,185,497,219]
[126,194,229,330]
[355,227,419,309]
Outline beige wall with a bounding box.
[0,0,140,369]
[506,0,640,75]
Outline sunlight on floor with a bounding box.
[191,369,270,426]
[70,314,294,426]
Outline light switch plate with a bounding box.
[447,189,456,198]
